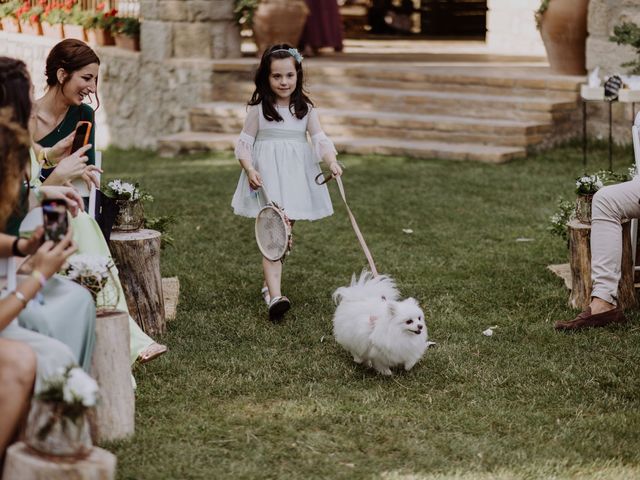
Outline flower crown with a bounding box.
[270,48,304,64]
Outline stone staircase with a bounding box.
[158,60,584,163]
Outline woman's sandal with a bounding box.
[268,296,291,321]
[138,343,168,364]
[261,286,271,305]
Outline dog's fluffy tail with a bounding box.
[332,270,400,305]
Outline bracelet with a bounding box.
[12,290,28,307]
[31,270,47,289]
[11,237,26,257]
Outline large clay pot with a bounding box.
[538,0,588,75]
[252,0,309,56]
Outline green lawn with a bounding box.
[104,143,640,480]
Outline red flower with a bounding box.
[109,8,117,16]
[96,2,105,11]
[30,14,39,23]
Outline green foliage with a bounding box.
[111,15,139,36]
[548,197,574,240]
[610,22,640,74]
[234,0,258,29]
[0,0,21,19]
[42,6,68,25]
[144,215,175,249]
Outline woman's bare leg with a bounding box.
[0,339,36,461]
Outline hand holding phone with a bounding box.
[70,121,92,154]
[42,199,69,243]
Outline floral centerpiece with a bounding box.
[104,179,152,231]
[574,173,603,224]
[25,366,98,458]
[64,253,118,309]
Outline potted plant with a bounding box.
[41,2,67,39]
[64,1,87,40]
[84,2,117,46]
[104,179,152,231]
[16,0,43,36]
[234,0,309,56]
[0,0,22,33]
[574,174,603,224]
[535,0,588,75]
[25,366,98,458]
[111,16,140,51]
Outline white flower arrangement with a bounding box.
[575,174,603,195]
[34,366,99,436]
[104,179,153,202]
[64,254,112,300]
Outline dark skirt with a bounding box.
[299,0,344,51]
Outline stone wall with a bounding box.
[0,0,241,149]
[486,0,546,56]
[586,0,640,145]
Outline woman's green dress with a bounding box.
[37,103,95,181]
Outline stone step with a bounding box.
[213,83,577,122]
[211,60,583,97]
[157,131,526,163]
[189,102,550,147]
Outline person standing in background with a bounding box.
[299,0,344,56]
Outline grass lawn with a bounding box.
[104,143,640,480]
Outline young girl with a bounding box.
[231,43,342,321]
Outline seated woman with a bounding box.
[0,114,84,462]
[2,49,166,364]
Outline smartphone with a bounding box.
[70,121,92,154]
[42,199,68,243]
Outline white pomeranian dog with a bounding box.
[332,271,428,376]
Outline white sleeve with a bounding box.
[307,107,337,161]
[234,105,259,161]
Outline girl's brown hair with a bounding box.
[45,39,101,108]
[249,44,313,122]
[0,109,30,230]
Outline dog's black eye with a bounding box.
[405,320,413,324]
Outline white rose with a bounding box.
[63,368,99,407]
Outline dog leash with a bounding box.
[316,173,378,277]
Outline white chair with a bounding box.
[71,150,102,219]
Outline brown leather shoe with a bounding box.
[554,306,627,331]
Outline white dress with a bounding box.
[231,103,336,221]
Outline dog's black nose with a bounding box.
[417,324,423,330]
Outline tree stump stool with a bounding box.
[109,229,165,336]
[568,219,637,310]
[2,442,116,480]
[89,310,134,442]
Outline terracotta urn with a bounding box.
[252,0,310,56]
[538,0,588,75]
[20,19,43,36]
